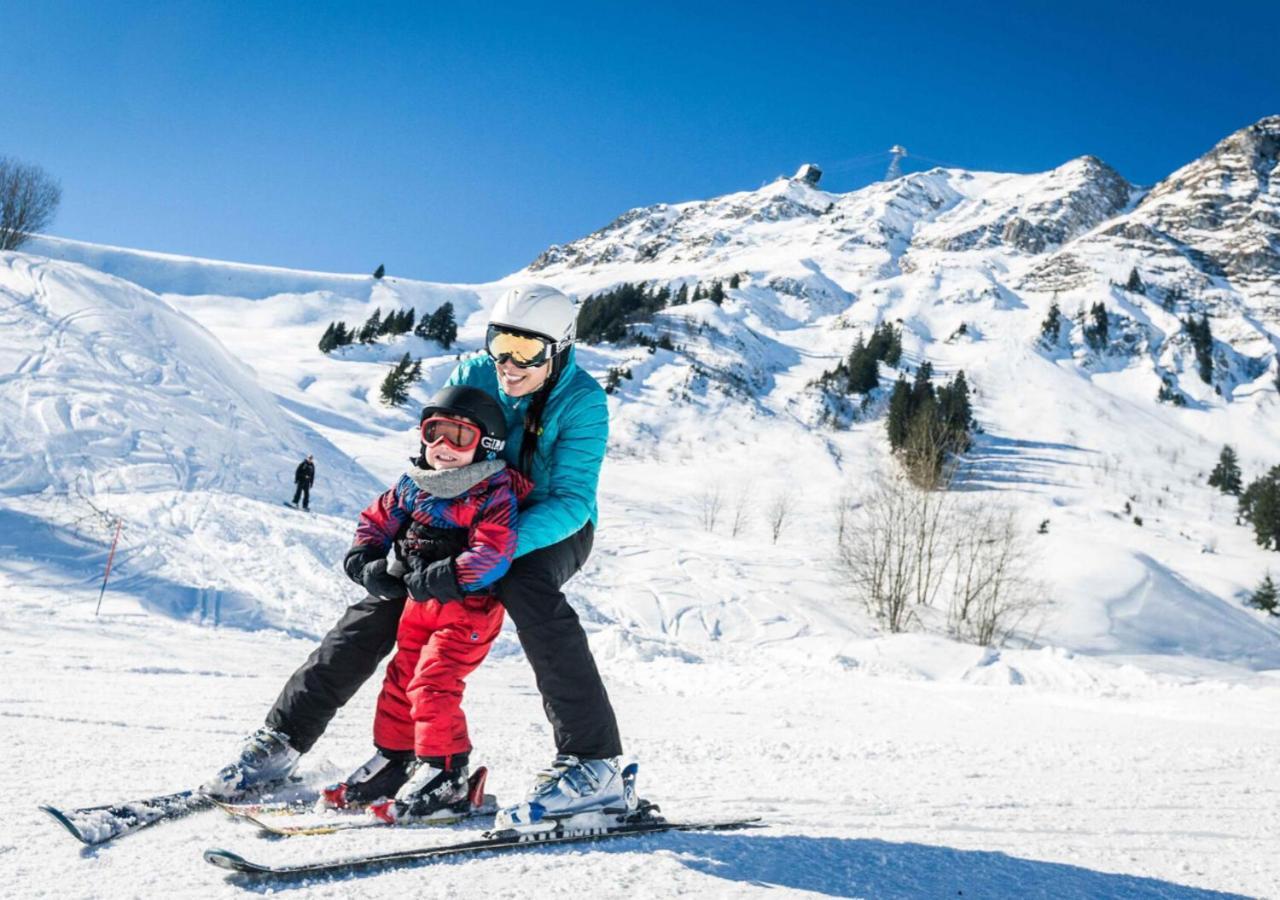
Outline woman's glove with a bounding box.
[343,544,384,586]
[361,558,408,601]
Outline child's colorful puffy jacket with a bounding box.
[352,461,533,601]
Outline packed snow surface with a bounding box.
[3,118,1280,897]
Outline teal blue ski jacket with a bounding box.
[445,347,607,558]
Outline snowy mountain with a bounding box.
[2,117,1279,899]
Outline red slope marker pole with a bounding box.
[95,519,123,616]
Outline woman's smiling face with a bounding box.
[496,357,551,397]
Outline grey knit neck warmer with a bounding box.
[407,459,506,498]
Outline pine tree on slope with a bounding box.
[1247,574,1278,615]
[1209,445,1243,495]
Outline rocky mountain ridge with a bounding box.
[522,117,1279,417]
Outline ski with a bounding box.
[40,790,213,846]
[210,796,320,819]
[213,768,497,836]
[41,777,316,846]
[214,794,497,836]
[204,812,764,877]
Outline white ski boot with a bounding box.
[495,756,638,833]
[202,727,300,799]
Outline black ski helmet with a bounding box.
[420,385,508,461]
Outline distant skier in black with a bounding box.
[291,455,315,510]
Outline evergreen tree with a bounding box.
[675,283,689,306]
[378,353,421,406]
[1208,445,1243,495]
[1247,574,1279,615]
[379,356,410,406]
[358,308,383,343]
[1040,300,1063,345]
[882,323,902,366]
[373,263,385,279]
[845,335,880,393]
[425,302,457,348]
[1240,466,1280,551]
[865,322,899,365]
[403,307,416,335]
[576,284,667,344]
[1084,302,1109,350]
[884,363,974,485]
[377,309,400,337]
[910,361,935,409]
[729,273,741,289]
[886,376,912,451]
[709,281,726,306]
[334,321,353,347]
[1125,267,1145,294]
[943,370,972,436]
[318,322,337,354]
[1183,314,1214,384]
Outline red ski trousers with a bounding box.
[373,595,504,758]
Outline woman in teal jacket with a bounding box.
[444,346,604,557]
[207,286,628,828]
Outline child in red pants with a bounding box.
[327,386,530,823]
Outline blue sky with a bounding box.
[2,1,1276,283]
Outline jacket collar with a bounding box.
[407,459,506,498]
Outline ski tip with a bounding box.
[205,848,259,872]
[39,805,91,845]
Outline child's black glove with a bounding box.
[404,556,466,604]
[400,523,469,564]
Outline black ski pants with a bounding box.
[291,483,311,509]
[265,522,622,759]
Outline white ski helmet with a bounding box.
[488,284,577,354]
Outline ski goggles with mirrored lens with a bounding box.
[485,325,553,368]
[421,416,482,452]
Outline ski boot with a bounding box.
[320,748,415,810]
[370,756,485,825]
[202,727,300,799]
[494,756,640,834]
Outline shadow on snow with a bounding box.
[952,433,1098,493]
[227,832,1247,899]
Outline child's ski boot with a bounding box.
[320,748,415,810]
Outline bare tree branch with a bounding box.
[0,156,62,251]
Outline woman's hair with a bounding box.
[518,349,570,474]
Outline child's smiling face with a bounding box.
[425,416,479,470]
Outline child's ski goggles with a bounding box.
[485,325,554,368]
[421,416,482,452]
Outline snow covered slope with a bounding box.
[8,117,1280,671]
